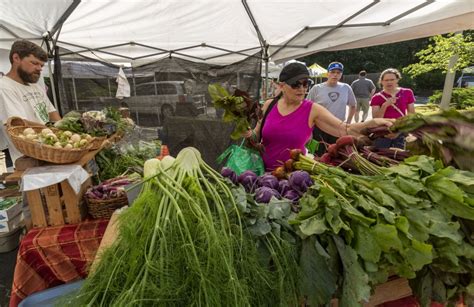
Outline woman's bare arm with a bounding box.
[312,103,394,137]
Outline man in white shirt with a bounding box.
[306,62,356,155]
[0,40,61,164]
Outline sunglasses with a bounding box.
[288,79,311,89]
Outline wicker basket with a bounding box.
[6,117,92,164]
[86,196,129,219]
[89,136,107,150]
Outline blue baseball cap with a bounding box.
[328,62,344,72]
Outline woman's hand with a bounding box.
[364,118,399,138]
[347,118,395,136]
[364,118,395,129]
[242,129,254,139]
[383,97,396,108]
[241,129,264,152]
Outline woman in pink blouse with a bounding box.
[370,68,415,148]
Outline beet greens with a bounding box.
[209,84,261,140]
[391,109,474,171]
[290,152,474,306]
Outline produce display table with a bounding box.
[9,219,108,307]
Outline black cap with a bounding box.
[279,63,310,84]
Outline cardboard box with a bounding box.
[0,197,23,222]
[0,211,23,233]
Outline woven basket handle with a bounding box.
[6,117,45,129]
[6,117,27,129]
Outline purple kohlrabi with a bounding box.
[278,179,291,195]
[238,170,258,193]
[221,167,238,184]
[257,174,279,190]
[288,170,313,194]
[283,190,300,202]
[255,187,281,203]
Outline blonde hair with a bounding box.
[378,68,401,87]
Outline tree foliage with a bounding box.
[428,87,474,109]
[403,32,474,78]
[298,38,431,74]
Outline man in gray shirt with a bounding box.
[351,70,375,122]
[307,62,356,155]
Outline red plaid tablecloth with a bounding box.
[9,219,109,307]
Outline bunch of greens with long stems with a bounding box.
[289,150,474,306]
[69,147,300,306]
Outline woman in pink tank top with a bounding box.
[244,63,394,171]
[370,68,416,148]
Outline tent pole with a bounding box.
[47,58,59,110]
[264,60,269,99]
[43,35,59,111]
[49,0,81,39]
[71,76,79,110]
[263,45,269,100]
[242,0,269,100]
[43,0,79,114]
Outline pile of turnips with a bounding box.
[221,167,313,204]
[17,127,93,149]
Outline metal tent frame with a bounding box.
[0,0,469,104]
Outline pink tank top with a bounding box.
[261,99,313,171]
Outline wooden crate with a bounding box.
[25,177,92,228]
[365,277,412,306]
[329,276,413,307]
[7,148,104,228]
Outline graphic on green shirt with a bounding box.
[34,102,49,122]
[22,91,50,123]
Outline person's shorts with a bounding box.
[356,97,370,112]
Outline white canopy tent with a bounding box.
[0,0,472,160]
[0,0,473,103]
[0,0,472,66]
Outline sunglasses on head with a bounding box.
[288,79,311,89]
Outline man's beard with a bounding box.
[17,66,40,83]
